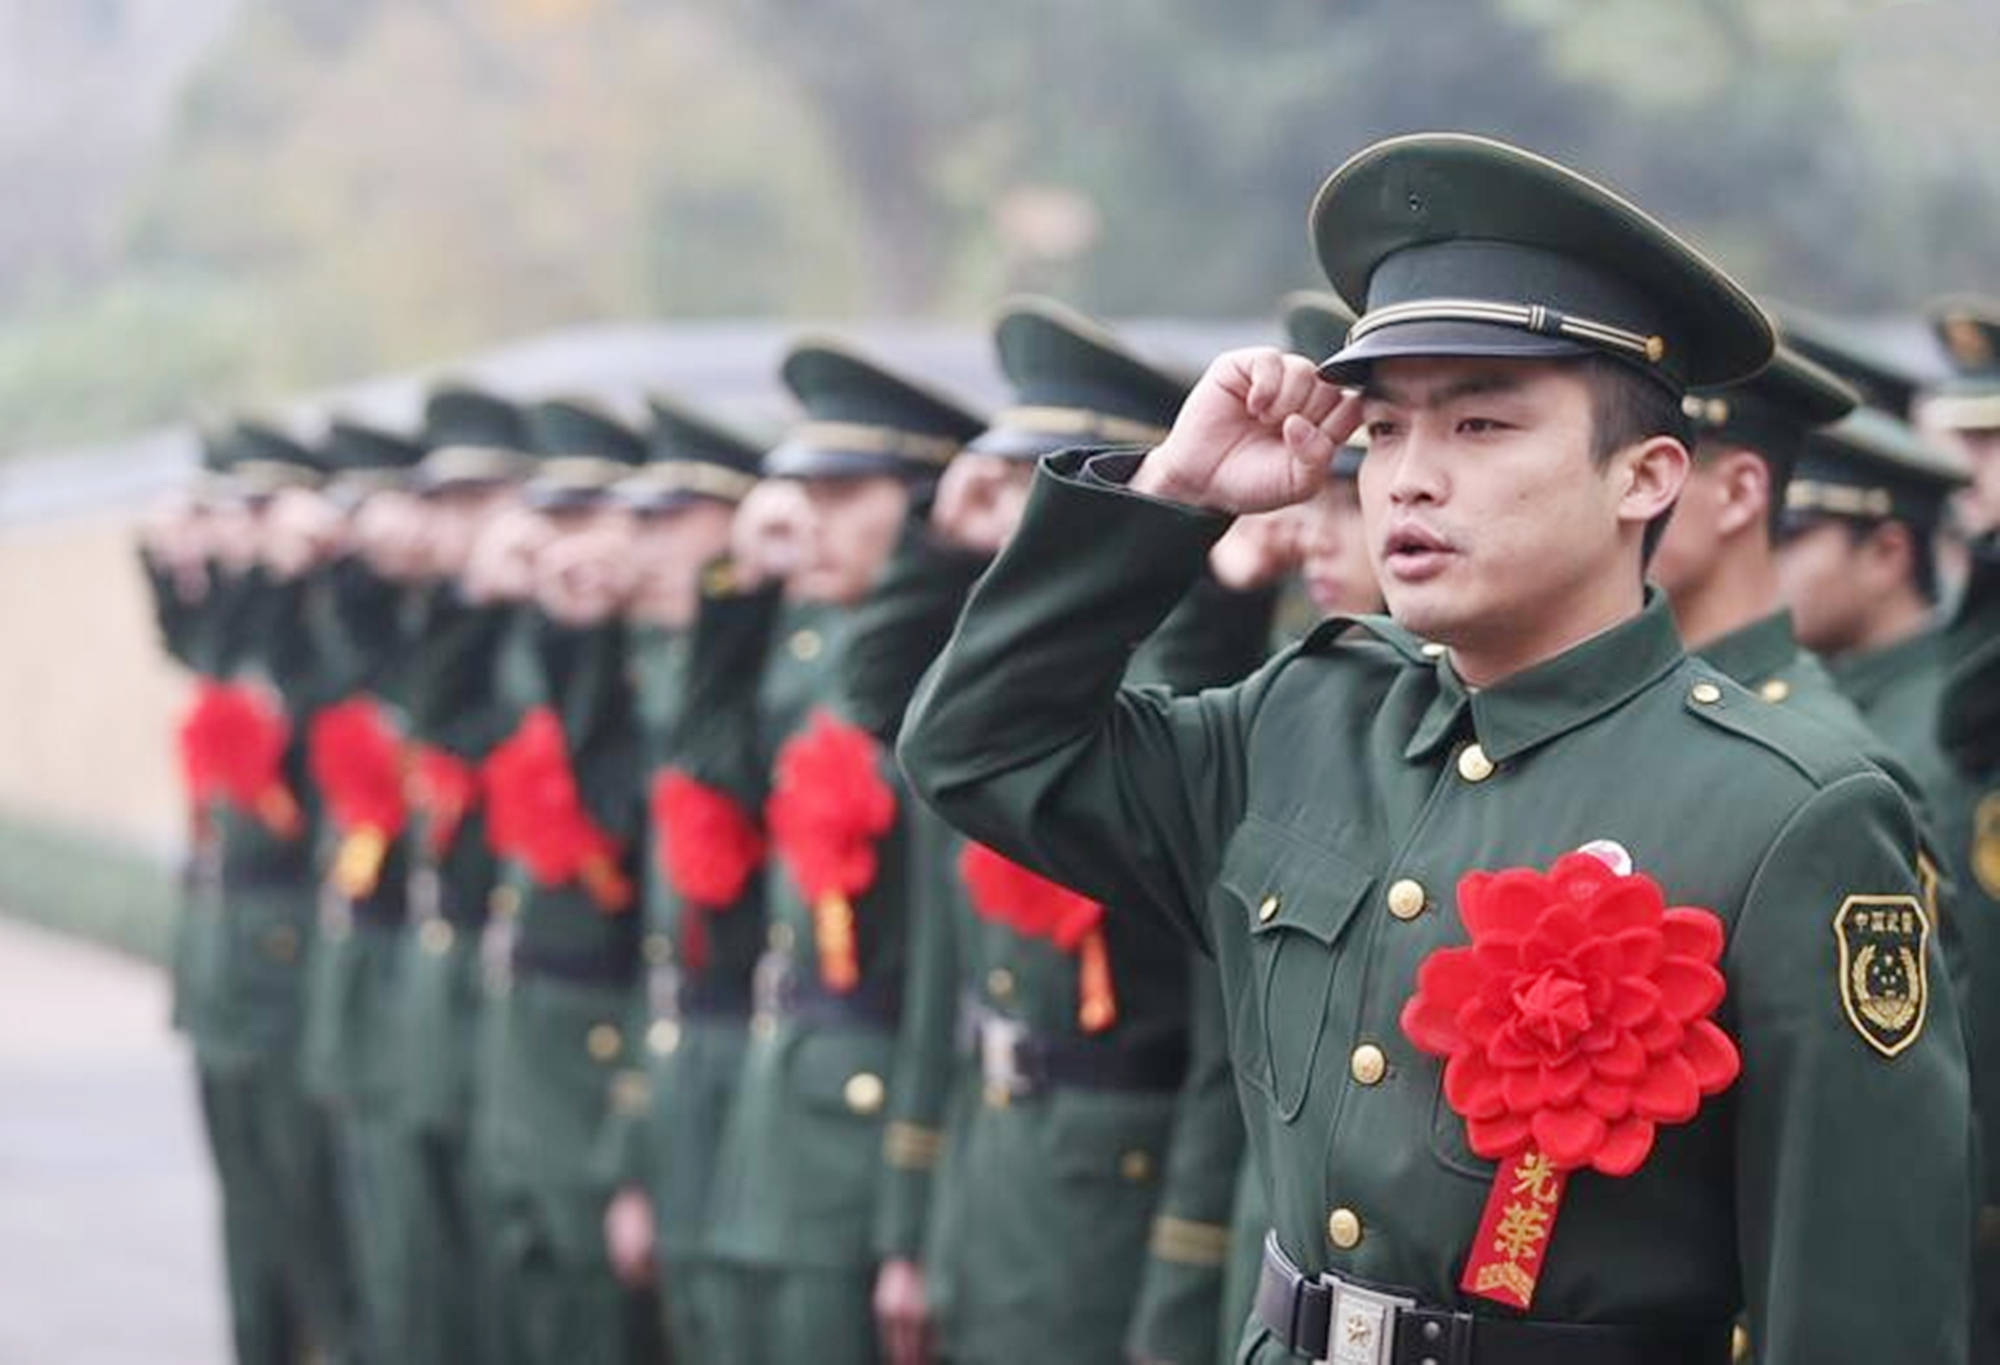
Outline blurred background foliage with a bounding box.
[2,0,1998,453]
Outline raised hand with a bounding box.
[1131,347,1361,514]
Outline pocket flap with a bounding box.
[1221,817,1375,947]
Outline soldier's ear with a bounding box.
[1615,434,1689,529]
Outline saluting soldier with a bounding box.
[593,395,768,1363]
[174,422,361,1364]
[861,298,1282,1365]
[1918,298,2000,1359]
[392,382,542,1365]
[703,339,984,1365]
[900,134,1971,1364]
[295,416,432,1364]
[474,398,659,1365]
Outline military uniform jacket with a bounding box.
[899,453,1971,1364]
[707,588,927,1273]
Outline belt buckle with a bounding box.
[978,1014,1030,1100]
[649,962,684,1020]
[409,865,443,925]
[480,914,517,995]
[1316,1273,1413,1365]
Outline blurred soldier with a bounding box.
[295,416,431,1363]
[170,421,361,1364]
[861,298,1289,1365]
[393,382,541,1365]
[595,396,768,1362]
[704,339,983,1365]
[1921,298,2000,1359]
[475,398,660,1365]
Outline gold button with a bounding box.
[1456,744,1494,783]
[489,885,520,919]
[1759,679,1791,703]
[586,1024,622,1062]
[648,1019,682,1056]
[1257,894,1281,924]
[1350,1044,1387,1086]
[986,967,1015,1000]
[1327,1207,1362,1249]
[1386,878,1426,921]
[1731,1324,1752,1363]
[265,926,300,963]
[789,628,823,661]
[843,1071,885,1115]
[1420,641,1447,659]
[1691,681,1723,705]
[769,922,795,952]
[1119,1149,1154,1183]
[644,933,673,966]
[420,919,455,955]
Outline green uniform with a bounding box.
[900,451,1970,1363]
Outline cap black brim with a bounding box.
[1317,318,1596,384]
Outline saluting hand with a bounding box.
[1132,347,1361,514]
[730,479,813,589]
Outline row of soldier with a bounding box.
[138,150,2000,1365]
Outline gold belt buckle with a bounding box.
[1317,1273,1413,1365]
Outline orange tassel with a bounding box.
[257,786,303,841]
[813,890,861,993]
[580,852,635,915]
[1076,927,1117,1033]
[332,828,389,900]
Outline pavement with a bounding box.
[0,915,225,1364]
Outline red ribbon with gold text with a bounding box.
[1399,848,1740,1310]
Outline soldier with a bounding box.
[858,298,1282,1365]
[594,395,768,1363]
[474,397,659,1365]
[393,382,541,1365]
[900,133,1970,1364]
[295,416,432,1364]
[172,421,361,1363]
[1919,299,2000,1359]
[703,338,984,1365]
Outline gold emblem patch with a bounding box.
[1974,793,2000,901]
[1835,895,1929,1059]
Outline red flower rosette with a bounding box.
[765,710,895,992]
[409,745,480,857]
[1400,848,1739,1309]
[308,696,408,898]
[650,771,765,970]
[482,707,631,912]
[177,681,302,839]
[960,843,1117,1031]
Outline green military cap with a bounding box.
[228,419,323,499]
[1282,290,1368,479]
[417,383,536,492]
[1777,306,1926,421]
[1923,296,2000,431]
[317,418,427,504]
[1311,133,1773,392]
[1683,345,1858,475]
[1784,407,1969,534]
[522,398,648,511]
[967,296,1188,459]
[611,395,765,514]
[765,338,985,481]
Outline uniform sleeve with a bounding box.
[1124,958,1243,1365]
[874,804,962,1261]
[672,570,784,809]
[137,547,201,669]
[844,517,989,746]
[1728,768,1972,1364]
[899,451,1277,953]
[1942,535,2000,777]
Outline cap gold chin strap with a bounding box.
[1787,480,1894,518]
[1349,297,1667,366]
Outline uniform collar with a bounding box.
[1400,589,1687,765]
[1694,610,1799,689]
[1827,626,1942,709]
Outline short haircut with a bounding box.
[1843,517,1941,604]
[1575,355,1692,561]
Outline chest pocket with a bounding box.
[1217,817,1375,1123]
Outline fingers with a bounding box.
[1316,388,1366,448]
[1282,414,1335,495]
[1242,349,1289,420]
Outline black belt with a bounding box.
[650,963,752,1020]
[1256,1234,1729,1365]
[962,998,1188,1097]
[510,940,639,987]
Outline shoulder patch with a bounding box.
[1678,670,1874,791]
[1834,894,1930,1059]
